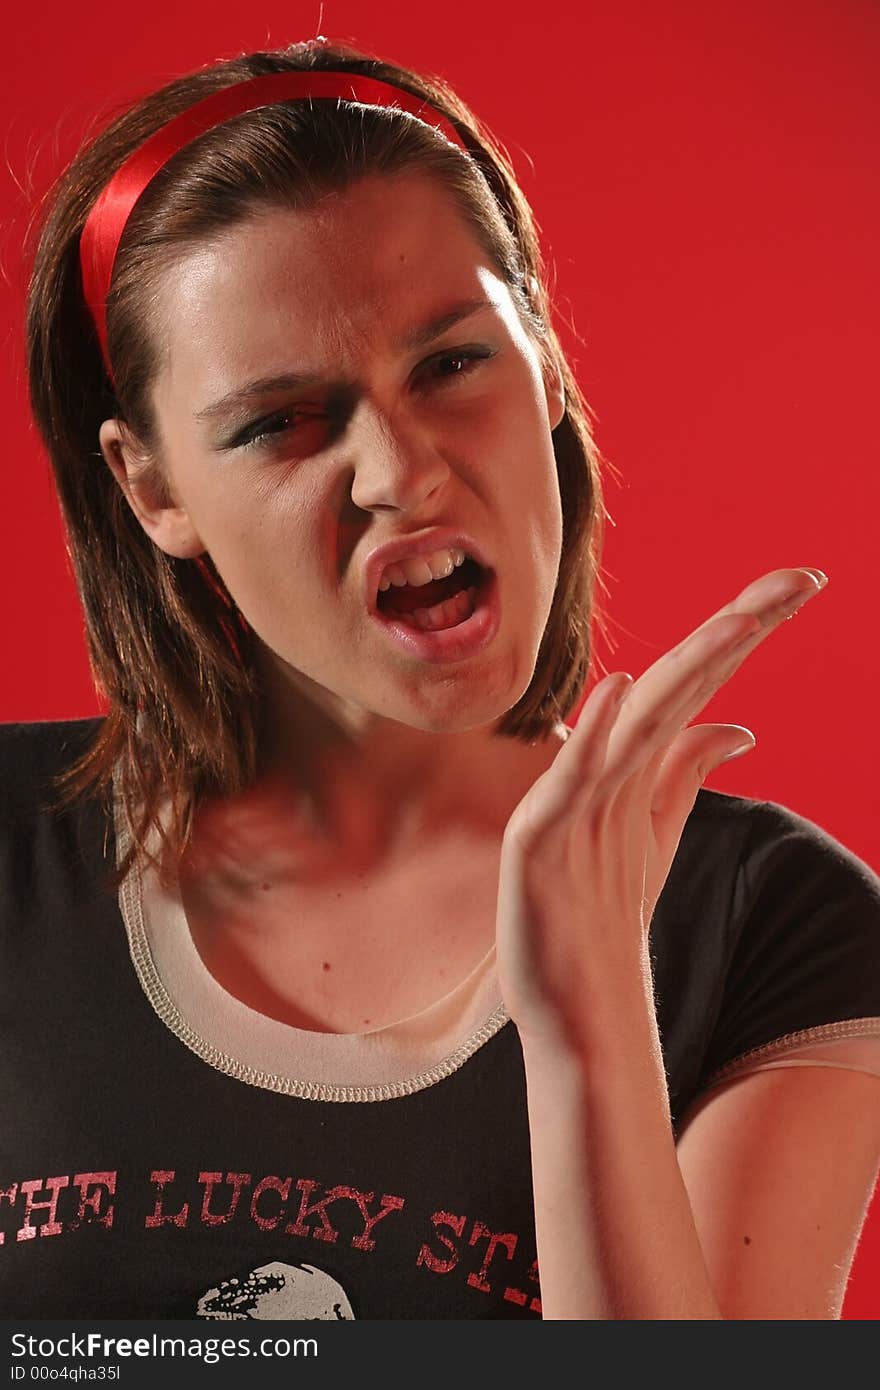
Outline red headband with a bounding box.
[79,70,469,385]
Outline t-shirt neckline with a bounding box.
[113,782,510,1103]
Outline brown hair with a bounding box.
[24,37,611,888]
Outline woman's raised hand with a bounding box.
[495,566,828,1051]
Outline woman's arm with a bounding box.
[492,564,880,1318]
[522,963,722,1318]
[521,976,880,1319]
[676,1063,880,1319]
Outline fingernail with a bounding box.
[777,582,823,620]
[798,568,828,590]
[720,735,757,763]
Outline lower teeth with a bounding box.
[386,584,478,631]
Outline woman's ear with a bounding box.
[542,351,566,432]
[98,418,205,559]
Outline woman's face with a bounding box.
[103,171,566,735]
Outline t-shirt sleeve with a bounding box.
[704,1035,880,1084]
[695,798,880,1094]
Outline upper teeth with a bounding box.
[378,547,468,592]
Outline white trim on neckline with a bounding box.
[113,779,511,1103]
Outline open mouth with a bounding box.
[376,555,490,632]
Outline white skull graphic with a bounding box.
[197,1260,356,1319]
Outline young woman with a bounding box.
[5,37,880,1320]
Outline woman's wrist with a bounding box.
[515,947,660,1072]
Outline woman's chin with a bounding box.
[384,666,542,737]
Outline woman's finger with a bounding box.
[638,722,758,924]
[688,566,827,642]
[509,671,634,840]
[595,568,824,792]
[684,568,827,696]
[514,566,825,837]
[650,722,757,821]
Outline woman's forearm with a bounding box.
[520,972,723,1320]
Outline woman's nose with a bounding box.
[348,408,452,513]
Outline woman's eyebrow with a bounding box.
[193,296,495,423]
[396,295,493,353]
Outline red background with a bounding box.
[2,0,878,1316]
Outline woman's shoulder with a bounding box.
[660,785,880,955]
[689,785,880,893]
[0,715,106,822]
[0,714,105,766]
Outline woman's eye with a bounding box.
[237,408,323,452]
[235,347,496,451]
[421,346,496,385]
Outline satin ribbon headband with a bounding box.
[79,70,469,385]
